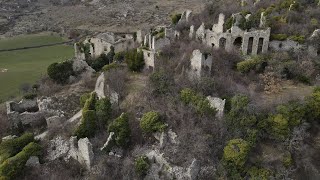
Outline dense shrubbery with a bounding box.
[282,152,293,167]
[227,95,256,131]
[75,92,99,138]
[306,87,320,121]
[108,113,131,148]
[0,133,34,164]
[47,60,74,84]
[89,46,115,71]
[23,93,37,100]
[268,114,290,140]
[237,56,266,74]
[95,98,112,127]
[180,88,216,115]
[223,138,250,169]
[0,142,41,180]
[102,62,121,72]
[125,49,145,72]
[83,92,97,111]
[114,51,125,62]
[247,167,271,180]
[270,34,288,41]
[135,156,150,177]
[80,93,91,108]
[74,110,97,139]
[149,70,173,95]
[288,35,305,43]
[171,13,182,25]
[140,111,166,133]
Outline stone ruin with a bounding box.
[47,136,94,170]
[191,13,271,56]
[206,97,226,119]
[189,49,213,80]
[74,32,138,60]
[6,98,65,131]
[308,29,320,57]
[140,26,173,71]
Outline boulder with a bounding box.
[46,115,66,129]
[2,135,17,141]
[78,138,94,169]
[188,159,201,180]
[100,132,114,151]
[26,156,40,167]
[73,59,95,74]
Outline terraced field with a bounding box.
[0,33,73,102]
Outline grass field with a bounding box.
[0,33,74,102]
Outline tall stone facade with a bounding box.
[193,13,271,56]
[189,49,213,80]
[74,32,137,59]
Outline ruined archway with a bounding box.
[257,38,264,54]
[212,43,215,48]
[233,37,243,50]
[247,37,254,55]
[219,37,226,49]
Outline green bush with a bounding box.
[270,34,288,41]
[140,111,166,133]
[23,93,37,100]
[282,152,293,167]
[180,88,198,104]
[223,138,250,169]
[224,17,234,30]
[227,95,257,128]
[268,114,290,140]
[135,156,150,176]
[125,49,145,72]
[306,87,320,121]
[149,71,173,95]
[114,51,125,62]
[171,14,182,25]
[47,60,74,84]
[0,133,34,164]
[74,110,97,139]
[237,57,263,73]
[247,167,271,180]
[80,93,91,108]
[95,98,112,127]
[276,101,305,127]
[83,92,97,111]
[180,88,216,115]
[102,62,120,72]
[288,35,305,44]
[108,113,131,148]
[90,47,115,71]
[0,142,41,180]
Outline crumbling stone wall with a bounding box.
[178,10,193,24]
[47,136,94,170]
[308,29,320,57]
[74,32,137,60]
[206,97,226,119]
[189,49,212,80]
[140,26,173,71]
[195,13,270,56]
[269,39,304,52]
[142,49,156,70]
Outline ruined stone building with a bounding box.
[74,32,137,59]
[139,27,175,70]
[189,49,212,80]
[191,13,271,56]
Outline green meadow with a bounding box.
[0,33,74,102]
